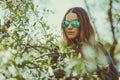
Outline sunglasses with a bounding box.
[63,20,80,28]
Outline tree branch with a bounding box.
[108,0,117,61]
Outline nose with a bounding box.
[67,24,72,28]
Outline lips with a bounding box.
[67,32,74,35]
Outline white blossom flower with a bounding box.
[82,45,97,59]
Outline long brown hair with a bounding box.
[61,7,95,46]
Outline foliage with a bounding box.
[0,0,119,80]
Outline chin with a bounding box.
[68,37,76,40]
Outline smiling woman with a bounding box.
[60,7,118,80]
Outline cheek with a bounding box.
[64,28,67,33]
[75,29,80,36]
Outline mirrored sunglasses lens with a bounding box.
[63,21,69,28]
[71,20,80,28]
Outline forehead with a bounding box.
[65,13,78,21]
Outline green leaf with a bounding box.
[14,74,26,80]
[30,3,34,11]
[21,0,25,2]
[33,22,36,26]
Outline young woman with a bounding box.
[61,7,118,80]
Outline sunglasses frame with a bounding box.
[63,20,80,28]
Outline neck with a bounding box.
[69,38,79,46]
[69,39,83,56]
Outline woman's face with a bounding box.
[64,13,80,40]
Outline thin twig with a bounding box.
[108,0,117,60]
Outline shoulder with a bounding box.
[96,42,113,63]
[96,42,107,53]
